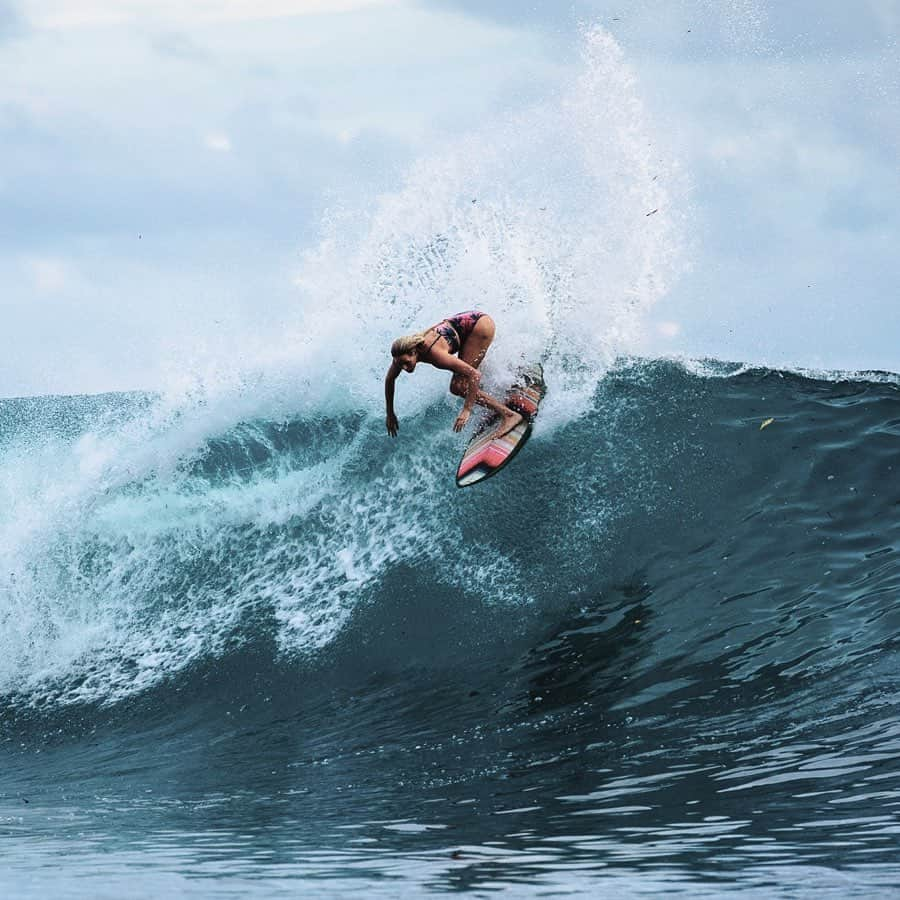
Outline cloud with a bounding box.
[764,0,899,53]
[0,0,25,39]
[26,256,68,293]
[417,0,763,51]
[3,0,898,394]
[0,4,532,250]
[21,0,400,29]
[149,31,210,63]
[419,0,898,62]
[420,0,572,29]
[204,132,232,153]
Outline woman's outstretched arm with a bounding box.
[384,360,401,436]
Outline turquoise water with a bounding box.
[2,360,899,896]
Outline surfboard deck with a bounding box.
[455,363,547,488]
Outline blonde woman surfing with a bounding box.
[385,310,523,439]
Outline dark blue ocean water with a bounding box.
[1,360,899,897]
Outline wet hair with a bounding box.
[391,331,429,357]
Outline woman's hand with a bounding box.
[386,412,399,437]
[453,408,471,433]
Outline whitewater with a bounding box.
[2,25,899,899]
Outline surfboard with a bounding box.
[455,363,547,488]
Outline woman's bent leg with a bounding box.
[451,315,522,438]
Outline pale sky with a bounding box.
[1,0,898,396]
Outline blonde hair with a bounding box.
[391,331,429,357]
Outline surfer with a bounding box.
[385,310,523,439]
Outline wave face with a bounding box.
[2,361,899,895]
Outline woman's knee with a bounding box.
[475,315,496,341]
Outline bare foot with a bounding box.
[494,409,523,439]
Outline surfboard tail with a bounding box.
[505,363,547,422]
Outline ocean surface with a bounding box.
[2,359,899,897]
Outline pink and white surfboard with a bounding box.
[456,363,546,488]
